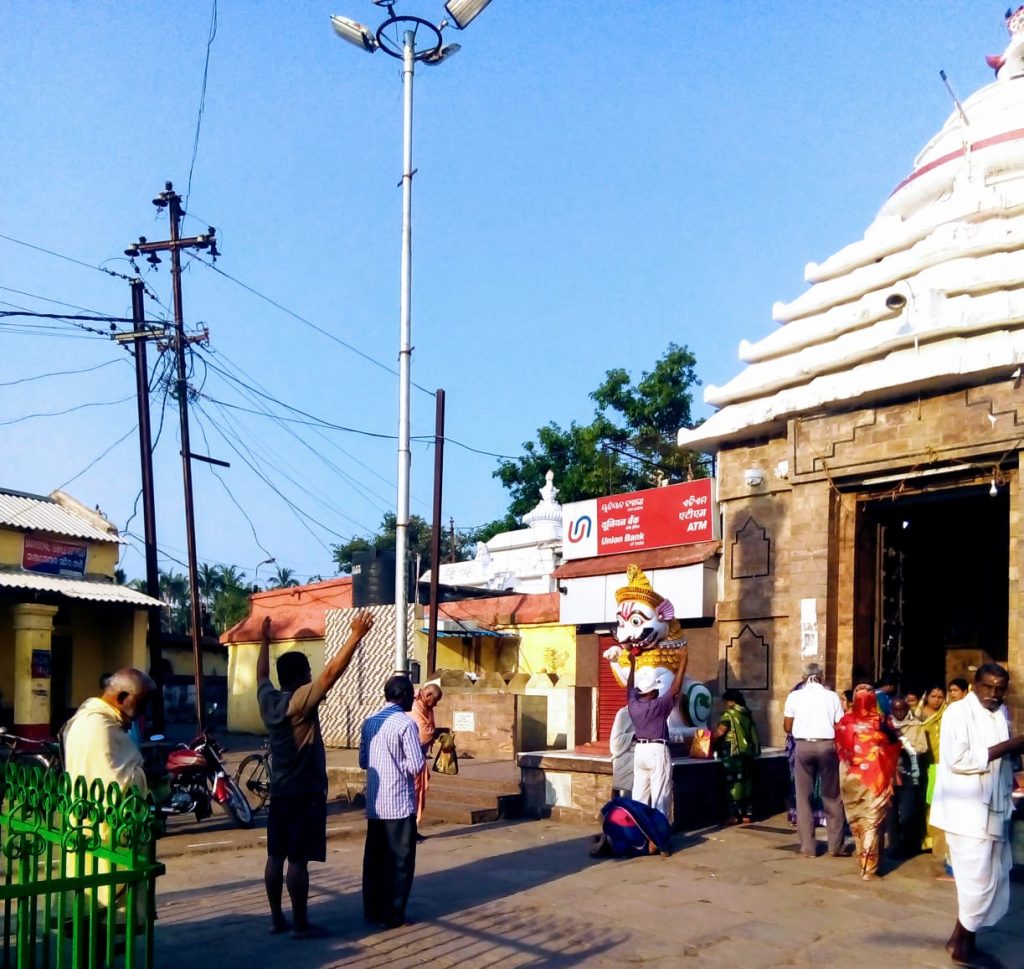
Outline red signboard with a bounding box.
[562,479,718,559]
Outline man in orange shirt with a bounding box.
[409,684,443,842]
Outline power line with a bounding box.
[0,394,134,426]
[186,252,436,395]
[185,0,218,207]
[0,231,147,287]
[56,424,138,491]
[0,358,124,387]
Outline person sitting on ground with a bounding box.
[715,689,761,825]
[590,796,673,859]
[834,690,901,879]
[409,683,443,842]
[257,611,374,938]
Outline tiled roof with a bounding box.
[552,541,720,579]
[0,569,161,607]
[220,577,353,644]
[425,592,561,627]
[0,489,120,543]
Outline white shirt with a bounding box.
[783,682,843,740]
[931,692,1012,840]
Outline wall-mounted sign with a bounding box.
[561,479,719,561]
[31,649,51,679]
[23,537,88,577]
[452,711,475,733]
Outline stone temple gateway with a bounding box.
[681,12,1024,744]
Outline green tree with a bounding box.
[268,565,300,589]
[158,569,190,635]
[332,512,477,575]
[494,343,705,520]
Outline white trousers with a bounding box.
[946,832,1012,932]
[631,742,672,818]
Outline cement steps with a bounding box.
[422,765,522,825]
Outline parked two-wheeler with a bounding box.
[155,731,254,828]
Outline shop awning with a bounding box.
[0,569,162,607]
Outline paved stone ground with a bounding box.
[150,814,1023,969]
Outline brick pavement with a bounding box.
[150,814,1023,969]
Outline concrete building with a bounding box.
[679,14,1024,743]
[0,487,161,736]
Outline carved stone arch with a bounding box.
[725,624,770,691]
[730,515,771,579]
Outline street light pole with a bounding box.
[394,27,416,676]
[331,1,493,677]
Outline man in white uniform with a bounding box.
[930,662,1024,965]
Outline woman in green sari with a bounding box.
[715,689,761,824]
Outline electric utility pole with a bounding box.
[125,181,219,732]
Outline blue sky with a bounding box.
[0,2,1009,583]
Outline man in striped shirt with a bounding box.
[359,675,424,929]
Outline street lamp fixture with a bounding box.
[330,1,493,676]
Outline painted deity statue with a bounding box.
[603,565,712,739]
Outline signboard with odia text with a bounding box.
[561,479,718,561]
[22,537,88,577]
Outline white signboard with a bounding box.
[452,711,475,733]
[800,598,819,658]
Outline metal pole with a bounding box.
[394,28,415,675]
[427,389,445,679]
[130,279,164,726]
[166,187,207,730]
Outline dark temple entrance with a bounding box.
[853,483,1009,695]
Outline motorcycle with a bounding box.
[151,731,254,829]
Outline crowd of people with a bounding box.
[53,623,1022,965]
[783,661,1024,965]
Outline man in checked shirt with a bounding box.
[359,674,425,929]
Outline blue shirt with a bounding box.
[358,704,424,820]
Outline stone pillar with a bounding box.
[12,603,58,738]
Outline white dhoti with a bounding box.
[946,832,1012,932]
[632,742,672,818]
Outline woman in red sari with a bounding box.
[834,690,901,879]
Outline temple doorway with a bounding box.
[853,483,1009,695]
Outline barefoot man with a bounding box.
[930,662,1024,964]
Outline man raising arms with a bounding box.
[257,610,374,938]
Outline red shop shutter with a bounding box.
[597,635,627,741]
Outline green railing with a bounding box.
[0,762,164,969]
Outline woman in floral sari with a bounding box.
[715,689,761,824]
[834,690,901,878]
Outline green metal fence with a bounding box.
[0,762,164,969]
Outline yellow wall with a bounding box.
[66,604,145,706]
[227,638,326,734]
[0,604,15,718]
[0,525,118,577]
[85,542,118,578]
[515,624,578,684]
[0,529,21,567]
[423,623,579,684]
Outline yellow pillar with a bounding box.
[12,603,58,738]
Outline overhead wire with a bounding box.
[0,359,123,387]
[185,251,436,395]
[185,0,218,207]
[56,424,139,492]
[0,394,134,426]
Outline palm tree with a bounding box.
[158,570,190,634]
[197,563,223,613]
[268,565,300,589]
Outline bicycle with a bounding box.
[233,741,271,814]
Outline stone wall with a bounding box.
[714,377,1024,740]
